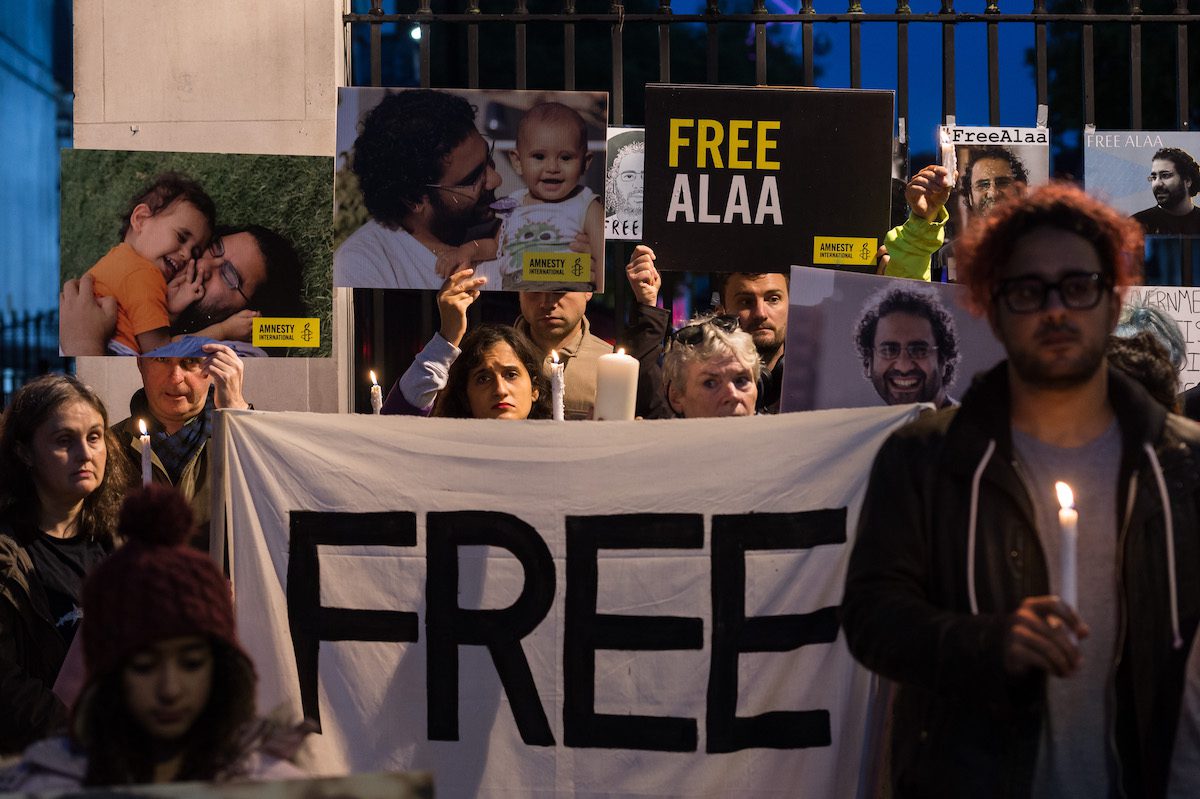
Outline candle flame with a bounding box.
[616,347,626,356]
[138,418,147,436]
[551,350,559,364]
[1055,481,1074,510]
[369,370,378,386]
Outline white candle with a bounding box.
[939,127,957,188]
[594,348,639,421]
[138,418,152,487]
[369,370,383,415]
[549,350,565,422]
[1055,481,1078,609]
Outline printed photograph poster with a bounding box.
[939,125,1050,238]
[335,87,609,293]
[642,84,893,275]
[59,149,332,358]
[605,126,645,241]
[780,267,1006,412]
[1085,131,1200,237]
[1123,286,1200,390]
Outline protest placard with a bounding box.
[1085,131,1200,237]
[780,267,1006,412]
[335,88,609,292]
[642,85,893,274]
[59,149,331,357]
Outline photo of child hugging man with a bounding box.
[86,173,215,355]
[435,102,604,290]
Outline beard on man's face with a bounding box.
[172,298,238,336]
[428,188,497,246]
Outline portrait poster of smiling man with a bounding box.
[59,149,332,358]
[1085,130,1200,237]
[334,87,609,293]
[779,267,1005,413]
[641,84,893,275]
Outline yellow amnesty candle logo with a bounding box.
[812,236,878,266]
[252,318,320,347]
[521,251,591,283]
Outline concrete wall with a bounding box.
[73,0,348,415]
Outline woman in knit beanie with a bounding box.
[1,485,307,790]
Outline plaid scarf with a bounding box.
[129,387,215,485]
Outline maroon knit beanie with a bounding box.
[81,484,247,682]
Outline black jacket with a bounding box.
[843,362,1200,799]
[0,530,68,755]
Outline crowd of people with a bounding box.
[8,126,1200,797]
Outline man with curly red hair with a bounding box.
[843,183,1200,798]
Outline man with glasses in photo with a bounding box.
[59,225,304,354]
[843,184,1200,798]
[963,146,1029,219]
[853,285,960,409]
[1132,147,1200,235]
[334,89,505,290]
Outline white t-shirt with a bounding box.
[334,220,502,290]
[334,220,439,290]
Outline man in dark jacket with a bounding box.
[843,183,1200,799]
[111,344,249,550]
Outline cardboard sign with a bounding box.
[642,85,893,275]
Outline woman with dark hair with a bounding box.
[433,323,551,420]
[0,374,132,754]
[1,485,306,789]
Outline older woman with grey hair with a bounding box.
[662,314,760,418]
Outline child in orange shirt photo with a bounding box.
[84,173,216,354]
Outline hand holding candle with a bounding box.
[939,128,957,189]
[369,370,383,415]
[549,351,565,422]
[137,419,152,487]
[594,348,639,420]
[1055,481,1078,609]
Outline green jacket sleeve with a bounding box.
[882,206,949,282]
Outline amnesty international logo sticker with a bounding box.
[252,318,321,347]
[520,251,592,283]
[812,236,878,266]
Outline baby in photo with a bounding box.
[436,101,603,290]
[84,173,215,354]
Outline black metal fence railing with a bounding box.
[342,0,1198,407]
[343,1,1197,134]
[0,310,70,406]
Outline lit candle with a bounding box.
[939,127,957,188]
[549,350,565,422]
[138,418,152,487]
[369,370,383,415]
[594,348,639,421]
[1055,481,1078,609]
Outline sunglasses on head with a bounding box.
[672,315,740,346]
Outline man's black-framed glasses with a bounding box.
[208,237,250,304]
[672,315,740,346]
[425,138,496,200]
[874,341,937,361]
[993,271,1108,314]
